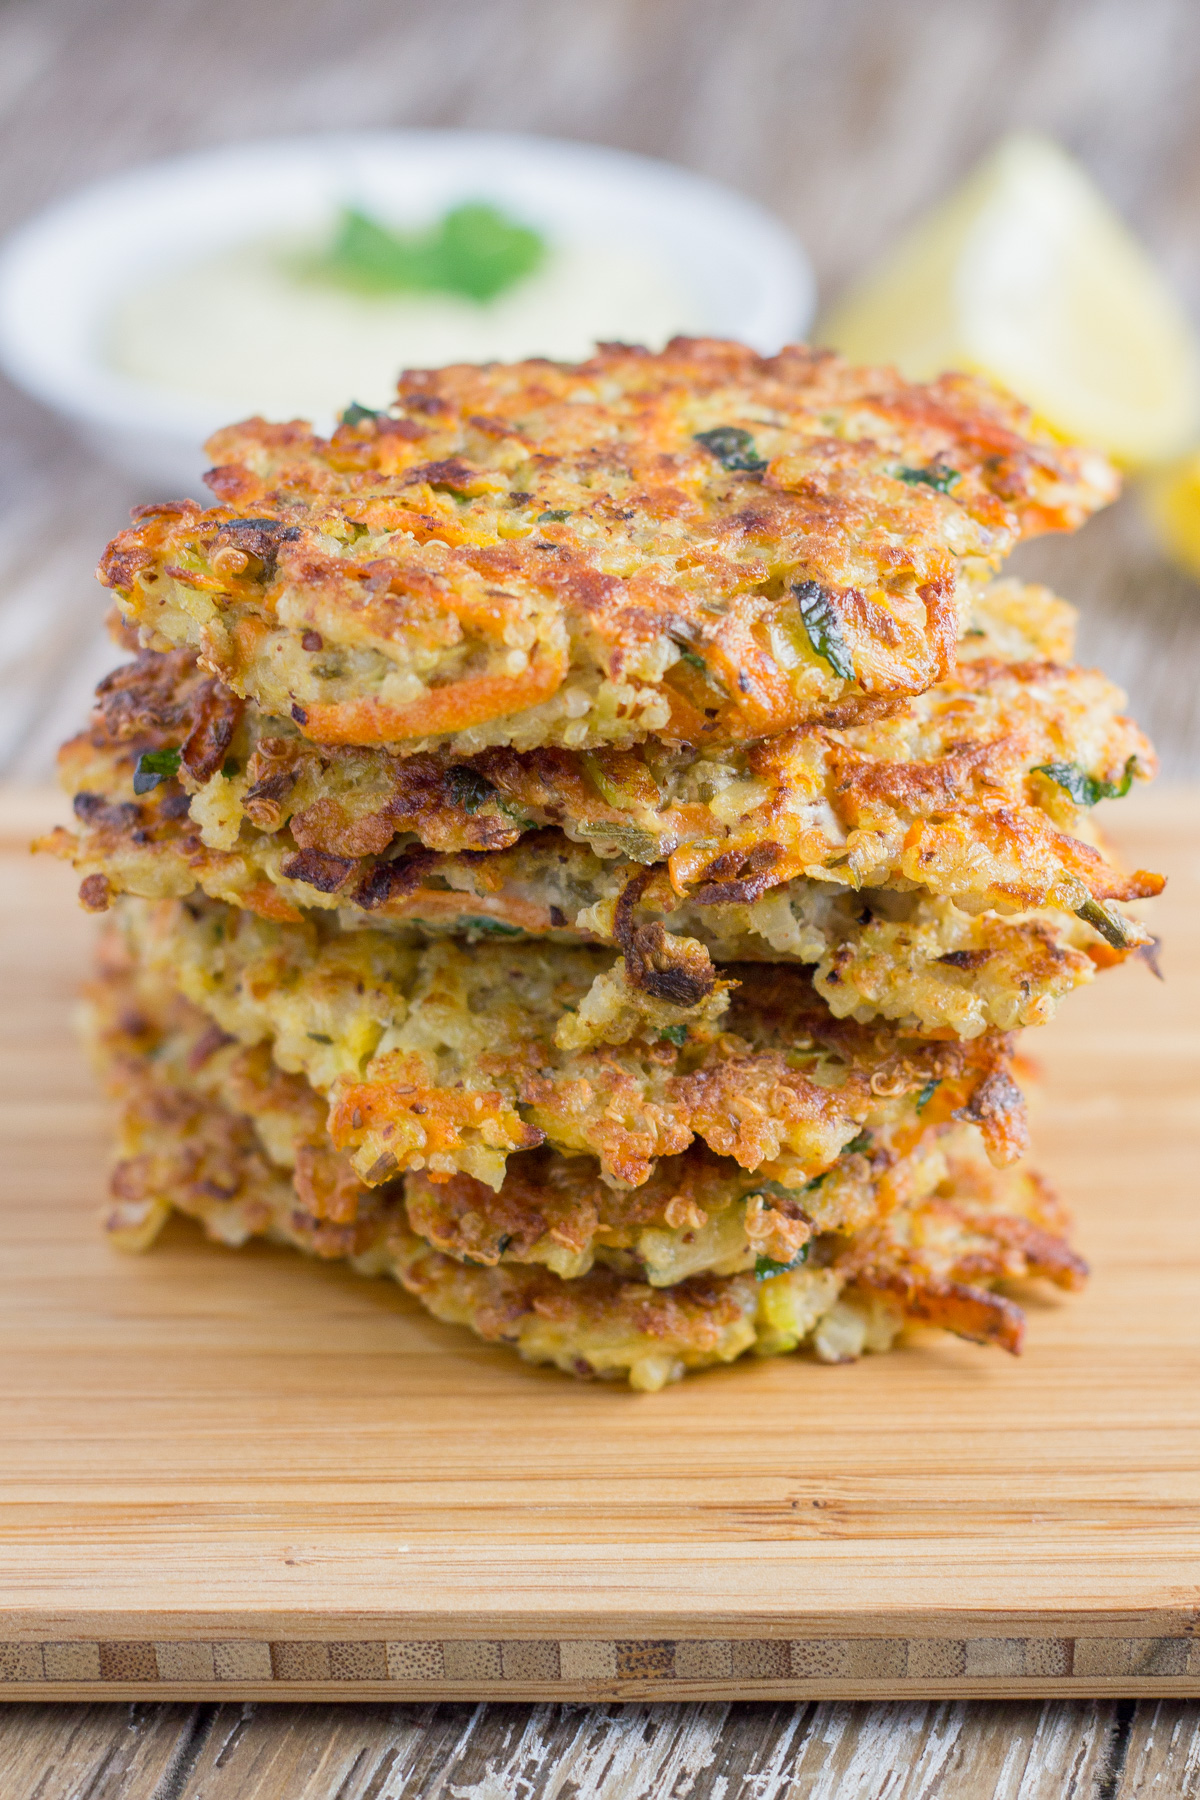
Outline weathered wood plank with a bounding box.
[1113,1700,1200,1797]
[0,1698,1151,1798]
[0,1702,213,1799]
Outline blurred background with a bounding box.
[1,0,1199,780]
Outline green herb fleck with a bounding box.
[461,916,524,936]
[659,1025,688,1047]
[581,751,630,811]
[132,748,181,794]
[915,1077,941,1112]
[579,821,660,861]
[694,426,767,473]
[307,1032,334,1044]
[748,1179,804,1204]
[446,765,497,814]
[756,1245,810,1281]
[1034,756,1137,808]
[340,401,381,426]
[537,509,571,523]
[843,1129,873,1155]
[306,202,545,302]
[794,581,855,681]
[1075,897,1131,950]
[496,1234,513,1254]
[897,464,960,493]
[669,645,729,703]
[222,757,240,779]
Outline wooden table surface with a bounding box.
[3,0,1200,1792]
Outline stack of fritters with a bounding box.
[47,339,1162,1387]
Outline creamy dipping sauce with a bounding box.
[107,235,705,421]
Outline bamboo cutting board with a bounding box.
[1,787,1198,1703]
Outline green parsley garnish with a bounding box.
[222,757,240,779]
[1034,757,1137,808]
[677,649,708,674]
[694,426,767,472]
[132,748,181,794]
[756,1245,810,1281]
[915,1077,940,1112]
[460,917,524,936]
[306,202,545,302]
[659,1025,688,1048]
[794,581,855,681]
[340,402,382,426]
[897,464,960,493]
[843,1129,873,1155]
[306,1032,333,1044]
[537,509,571,523]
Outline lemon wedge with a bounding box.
[1145,450,1200,577]
[820,132,1200,467]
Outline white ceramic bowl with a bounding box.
[0,130,813,494]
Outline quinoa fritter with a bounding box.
[47,571,1159,1032]
[60,620,1157,920]
[87,950,1082,1389]
[51,778,1136,1038]
[85,944,1005,1286]
[98,340,1117,756]
[123,895,1029,1193]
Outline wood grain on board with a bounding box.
[0,787,1196,1704]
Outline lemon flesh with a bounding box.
[821,132,1200,468]
[1145,451,1200,578]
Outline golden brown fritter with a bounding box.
[83,942,972,1285]
[376,1146,1082,1380]
[47,572,1159,1031]
[98,341,1117,756]
[86,950,1082,1388]
[121,895,1028,1194]
[42,771,1134,1038]
[62,574,1161,906]
[74,575,1089,860]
